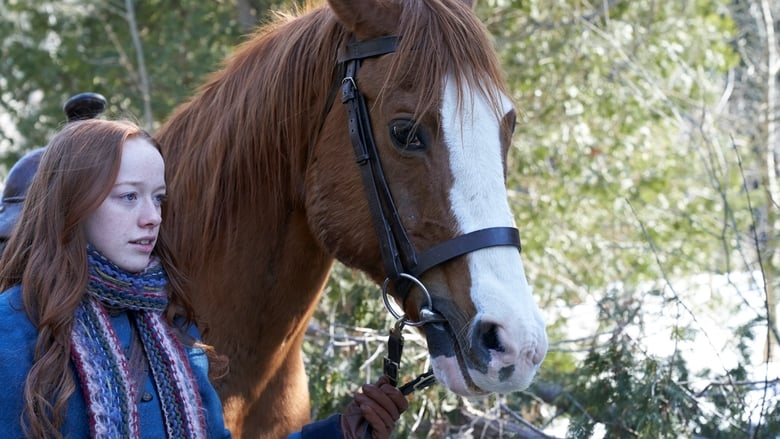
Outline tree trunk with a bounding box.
[758,0,779,361]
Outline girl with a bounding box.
[0,119,406,438]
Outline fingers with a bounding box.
[357,401,393,439]
[355,393,396,429]
[347,376,410,438]
[378,383,409,413]
[360,384,404,420]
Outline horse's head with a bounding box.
[306,0,547,396]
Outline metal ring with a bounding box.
[341,76,357,89]
[382,273,437,327]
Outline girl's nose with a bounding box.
[140,198,162,227]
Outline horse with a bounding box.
[155,0,548,437]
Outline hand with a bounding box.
[340,375,409,439]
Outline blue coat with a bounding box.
[0,285,343,438]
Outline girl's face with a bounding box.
[84,137,166,273]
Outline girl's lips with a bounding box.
[130,239,156,252]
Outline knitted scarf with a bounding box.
[70,246,208,438]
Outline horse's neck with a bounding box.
[192,209,333,344]
[158,9,343,389]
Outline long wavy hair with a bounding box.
[0,119,195,439]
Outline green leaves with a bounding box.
[0,0,244,163]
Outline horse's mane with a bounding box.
[389,0,508,119]
[156,0,507,271]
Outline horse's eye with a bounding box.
[389,119,426,152]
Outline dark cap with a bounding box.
[63,92,107,122]
[0,92,106,249]
[0,148,45,240]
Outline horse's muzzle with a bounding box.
[421,300,548,395]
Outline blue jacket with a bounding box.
[0,285,342,438]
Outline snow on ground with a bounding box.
[543,270,778,436]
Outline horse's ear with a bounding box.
[327,0,400,38]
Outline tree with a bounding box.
[728,0,780,363]
[469,0,779,436]
[0,0,245,165]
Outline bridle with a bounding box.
[337,35,523,397]
[336,36,523,396]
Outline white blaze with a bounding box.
[438,74,547,393]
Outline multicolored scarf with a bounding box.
[70,246,208,438]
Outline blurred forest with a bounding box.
[1,0,778,437]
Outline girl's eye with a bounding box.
[155,194,168,206]
[121,193,137,202]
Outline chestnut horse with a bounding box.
[155,0,548,437]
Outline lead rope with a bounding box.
[362,319,437,439]
[384,319,437,395]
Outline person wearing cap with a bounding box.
[0,148,44,254]
[0,92,107,255]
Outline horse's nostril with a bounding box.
[531,345,545,366]
[480,322,504,353]
[471,319,547,375]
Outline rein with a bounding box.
[336,36,522,397]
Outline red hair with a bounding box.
[0,119,195,438]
